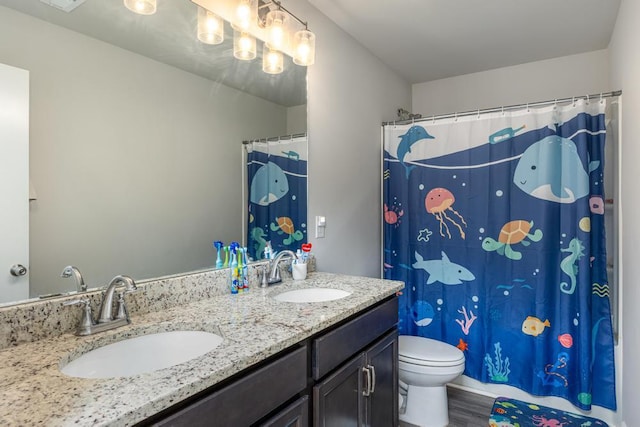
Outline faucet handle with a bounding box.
[63,298,95,335]
[115,291,130,321]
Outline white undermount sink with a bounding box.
[273,287,351,303]
[61,330,223,379]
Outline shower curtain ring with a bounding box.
[476,109,480,119]
[586,94,590,104]
[572,97,576,107]
[432,115,435,124]
[600,93,604,104]
[454,112,458,122]
[526,103,529,112]
[501,106,505,116]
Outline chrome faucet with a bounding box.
[61,265,86,292]
[63,274,137,336]
[261,250,298,287]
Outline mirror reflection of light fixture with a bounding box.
[234,30,257,60]
[232,0,257,32]
[265,9,288,51]
[293,29,315,66]
[197,7,224,45]
[262,45,283,74]
[123,0,156,15]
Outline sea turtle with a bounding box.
[270,216,304,245]
[482,220,543,260]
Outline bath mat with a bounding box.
[489,396,608,426]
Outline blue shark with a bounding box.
[396,125,434,178]
[513,135,599,204]
[412,251,475,285]
[249,161,289,206]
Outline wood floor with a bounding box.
[446,386,495,427]
[399,386,496,427]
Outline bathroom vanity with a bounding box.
[0,271,403,426]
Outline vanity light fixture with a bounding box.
[232,0,257,32]
[264,9,288,51]
[234,30,257,60]
[262,45,283,74]
[197,7,224,44]
[293,29,315,66]
[124,0,156,15]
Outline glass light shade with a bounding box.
[197,7,224,45]
[262,45,284,74]
[265,10,289,51]
[232,0,257,32]
[233,31,257,60]
[124,0,156,15]
[293,29,316,66]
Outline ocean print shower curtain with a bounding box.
[383,100,616,410]
[246,135,308,260]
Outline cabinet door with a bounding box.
[313,353,366,427]
[365,330,398,427]
[259,395,309,427]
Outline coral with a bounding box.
[455,306,477,335]
[484,342,510,382]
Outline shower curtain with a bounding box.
[382,100,616,410]
[245,135,308,260]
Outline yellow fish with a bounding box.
[522,316,550,336]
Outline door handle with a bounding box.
[10,264,27,276]
[367,364,376,394]
[362,366,371,397]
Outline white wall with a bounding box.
[411,51,621,424]
[0,6,288,295]
[288,2,412,277]
[287,104,307,135]
[609,0,640,425]
[413,50,611,116]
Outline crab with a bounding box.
[384,203,404,226]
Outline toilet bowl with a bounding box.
[398,335,465,427]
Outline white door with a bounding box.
[0,63,29,303]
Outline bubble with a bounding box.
[562,233,566,238]
[472,296,479,302]
[496,190,503,197]
[301,223,306,228]
[419,184,424,190]
[437,307,441,311]
[560,241,563,245]
[462,182,466,186]
[412,287,416,291]
[573,318,579,326]
[479,237,483,241]
[292,195,297,200]
[479,228,485,233]
[475,305,478,309]
[453,175,457,179]
[504,290,510,296]
[536,269,540,272]
[436,299,443,305]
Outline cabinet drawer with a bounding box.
[154,345,308,427]
[313,297,398,380]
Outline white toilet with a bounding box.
[398,335,465,427]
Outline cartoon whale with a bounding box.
[250,161,289,206]
[513,135,599,203]
[412,251,475,285]
[396,125,434,178]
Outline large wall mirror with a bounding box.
[0,0,307,306]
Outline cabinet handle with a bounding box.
[362,366,371,397]
[368,364,376,394]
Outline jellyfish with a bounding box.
[425,187,467,239]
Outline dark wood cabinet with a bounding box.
[313,331,398,427]
[145,296,398,427]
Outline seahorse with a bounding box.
[560,238,585,294]
[251,227,268,260]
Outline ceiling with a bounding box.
[309,0,622,84]
[0,0,307,107]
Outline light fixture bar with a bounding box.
[266,0,308,29]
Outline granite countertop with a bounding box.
[0,272,403,426]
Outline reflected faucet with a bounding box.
[262,250,298,286]
[61,265,86,292]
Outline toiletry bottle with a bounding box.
[229,245,238,294]
[242,247,249,291]
[214,241,224,269]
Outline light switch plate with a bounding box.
[315,216,326,238]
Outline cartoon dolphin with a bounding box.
[513,135,599,203]
[249,161,289,206]
[412,251,475,285]
[396,125,434,178]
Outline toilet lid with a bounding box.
[399,335,465,364]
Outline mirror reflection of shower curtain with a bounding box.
[244,134,308,261]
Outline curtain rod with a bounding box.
[382,90,622,126]
[242,132,307,144]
